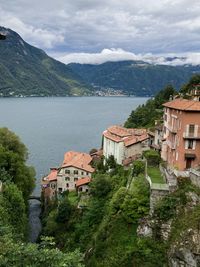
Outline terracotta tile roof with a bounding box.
[124,133,149,147]
[76,177,91,187]
[103,130,123,143]
[103,125,148,146]
[61,151,95,173]
[163,98,200,111]
[48,168,58,181]
[122,154,140,166]
[108,125,132,137]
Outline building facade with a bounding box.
[103,125,149,165]
[76,177,91,194]
[42,168,58,200]
[57,151,95,193]
[162,98,200,171]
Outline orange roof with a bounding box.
[61,151,95,173]
[48,168,58,181]
[76,177,91,187]
[163,98,200,111]
[103,125,148,146]
[108,125,132,137]
[103,130,123,143]
[124,133,149,147]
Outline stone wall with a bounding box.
[150,187,169,214]
[190,169,200,188]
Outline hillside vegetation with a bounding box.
[42,159,169,267]
[68,61,200,96]
[0,128,84,266]
[124,74,200,128]
[0,26,92,97]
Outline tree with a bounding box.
[90,174,112,198]
[56,196,72,223]
[3,183,27,237]
[0,234,84,267]
[143,150,161,166]
[124,85,176,128]
[132,160,145,177]
[121,177,149,223]
[0,128,35,200]
[180,74,200,96]
[105,155,117,169]
[110,187,126,215]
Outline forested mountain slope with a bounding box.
[0,27,92,96]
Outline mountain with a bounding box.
[68,61,200,96]
[0,27,92,97]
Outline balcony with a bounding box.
[183,132,200,139]
[167,140,176,149]
[168,124,178,133]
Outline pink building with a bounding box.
[162,98,200,171]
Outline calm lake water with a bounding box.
[0,96,148,195]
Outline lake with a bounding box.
[0,96,148,195]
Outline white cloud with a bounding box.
[52,49,200,66]
[0,8,64,49]
[0,0,200,55]
[53,48,143,64]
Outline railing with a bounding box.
[189,168,200,176]
[145,174,169,191]
[168,124,178,133]
[166,140,176,149]
[183,131,200,139]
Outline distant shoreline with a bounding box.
[0,95,151,98]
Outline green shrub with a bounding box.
[132,160,145,176]
[154,195,178,221]
[143,150,161,166]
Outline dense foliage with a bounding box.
[0,127,35,200]
[143,150,161,167]
[124,85,176,128]
[0,128,84,266]
[42,160,171,267]
[180,74,200,96]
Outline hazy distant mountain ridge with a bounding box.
[68,60,200,96]
[0,27,91,96]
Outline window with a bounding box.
[65,177,70,181]
[74,170,78,175]
[189,124,195,135]
[51,183,56,189]
[74,178,78,182]
[81,171,84,175]
[65,169,70,174]
[66,183,69,188]
[188,140,193,149]
[185,140,194,149]
[58,188,62,193]
[86,172,89,175]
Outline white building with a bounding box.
[103,125,149,165]
[57,151,95,193]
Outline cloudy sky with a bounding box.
[0,0,200,64]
